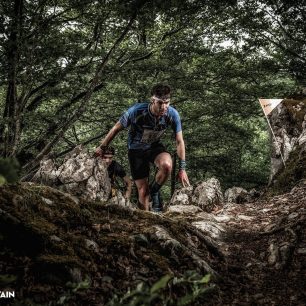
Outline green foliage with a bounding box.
[12,299,45,306]
[55,278,91,305]
[0,274,18,286]
[0,175,6,186]
[267,146,306,196]
[107,271,214,306]
[174,272,212,306]
[150,274,173,294]
[65,278,91,293]
[0,158,20,183]
[1,0,304,192]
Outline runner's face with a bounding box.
[151,97,170,116]
[101,153,113,166]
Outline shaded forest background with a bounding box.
[1,0,305,194]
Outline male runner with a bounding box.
[96,84,189,212]
[99,146,132,200]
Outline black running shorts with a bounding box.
[128,143,168,180]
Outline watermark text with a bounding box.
[0,291,15,298]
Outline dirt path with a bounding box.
[209,183,306,305]
[1,182,305,305]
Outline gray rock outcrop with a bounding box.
[224,186,250,204]
[32,145,111,202]
[269,98,306,183]
[170,177,224,212]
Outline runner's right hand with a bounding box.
[94,147,102,157]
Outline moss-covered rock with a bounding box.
[0,183,220,305]
[0,157,20,183]
[1,180,306,305]
[266,145,306,196]
[266,95,306,195]
[267,97,306,181]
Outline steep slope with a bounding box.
[1,181,306,305]
[0,183,221,305]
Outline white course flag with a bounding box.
[259,99,283,116]
[258,98,286,167]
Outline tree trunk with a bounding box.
[1,0,23,157]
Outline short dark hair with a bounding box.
[151,84,171,97]
[100,145,115,155]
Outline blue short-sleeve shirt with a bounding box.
[119,102,182,150]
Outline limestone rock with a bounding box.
[224,186,250,204]
[32,158,59,186]
[191,178,224,212]
[269,98,306,183]
[268,242,279,265]
[167,204,203,214]
[32,145,111,202]
[192,220,226,239]
[57,150,94,183]
[170,186,193,206]
[109,190,135,208]
[169,178,223,212]
[84,239,99,252]
[297,126,306,146]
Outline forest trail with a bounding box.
[1,182,305,305]
[207,182,306,305]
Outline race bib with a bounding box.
[140,129,165,144]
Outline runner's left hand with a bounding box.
[177,169,190,187]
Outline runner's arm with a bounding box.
[175,131,190,187]
[95,121,124,156]
[176,131,186,161]
[101,121,124,146]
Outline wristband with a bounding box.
[179,159,186,170]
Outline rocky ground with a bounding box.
[0,181,306,305]
[166,180,306,305]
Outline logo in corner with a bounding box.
[0,291,15,298]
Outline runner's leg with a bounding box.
[149,152,172,212]
[134,178,150,211]
[128,149,150,211]
[154,152,173,185]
